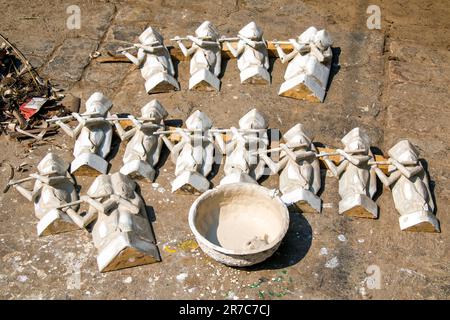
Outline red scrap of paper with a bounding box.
[19,97,48,120]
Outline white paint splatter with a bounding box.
[319,247,328,256]
[338,234,347,242]
[17,275,28,282]
[157,187,166,193]
[123,276,133,284]
[176,273,188,282]
[325,256,339,269]
[358,239,365,243]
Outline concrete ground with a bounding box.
[0,0,448,299]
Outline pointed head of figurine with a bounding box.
[139,26,164,45]
[111,172,136,199]
[341,127,370,154]
[37,153,68,176]
[185,110,212,131]
[388,140,419,165]
[298,26,318,44]
[87,174,113,198]
[195,21,219,41]
[283,124,312,148]
[238,21,263,40]
[141,99,168,122]
[85,92,112,116]
[238,108,267,130]
[314,29,333,50]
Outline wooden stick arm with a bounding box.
[96,40,295,62]
[46,112,101,123]
[7,176,35,187]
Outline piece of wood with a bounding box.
[316,146,389,174]
[96,42,294,63]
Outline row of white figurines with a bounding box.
[120,21,333,102]
[20,91,438,239]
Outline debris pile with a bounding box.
[0,34,69,141]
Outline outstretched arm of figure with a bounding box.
[13,184,33,201]
[64,206,97,229]
[136,44,164,52]
[225,41,245,57]
[122,48,144,66]
[390,159,423,179]
[238,35,256,48]
[175,38,196,57]
[294,150,317,161]
[214,49,222,77]
[188,36,220,48]
[274,42,297,64]
[260,154,289,174]
[55,114,84,139]
[80,195,118,215]
[324,156,348,178]
[212,131,226,155]
[337,149,371,166]
[289,38,306,53]
[113,119,137,141]
[373,166,402,188]
[264,47,270,70]
[29,174,67,185]
[161,134,174,152]
[166,50,176,75]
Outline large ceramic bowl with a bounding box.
[188,183,289,267]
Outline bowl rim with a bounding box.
[188,183,290,256]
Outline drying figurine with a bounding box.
[86,172,160,272]
[260,124,322,213]
[113,99,168,181]
[217,109,269,185]
[274,26,333,102]
[372,140,440,232]
[11,153,81,236]
[224,21,270,84]
[173,21,222,91]
[323,127,378,218]
[164,110,215,193]
[54,92,113,176]
[121,27,179,94]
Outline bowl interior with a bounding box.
[193,185,288,253]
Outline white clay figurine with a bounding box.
[261,124,322,213]
[174,21,222,91]
[275,26,333,102]
[113,99,169,181]
[225,21,270,84]
[323,127,378,218]
[122,27,179,94]
[372,140,440,232]
[54,92,113,176]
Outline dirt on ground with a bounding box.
[0,0,449,300]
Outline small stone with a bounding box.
[122,276,133,284]
[325,257,339,269]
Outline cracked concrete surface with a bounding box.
[0,0,449,299]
